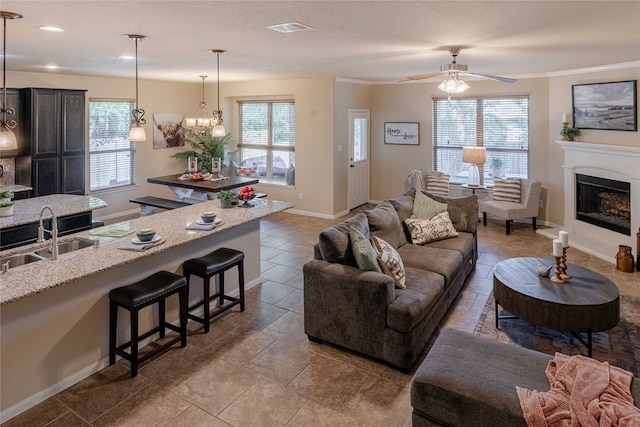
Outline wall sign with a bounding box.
[384,122,420,145]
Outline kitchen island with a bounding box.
[0,198,291,420]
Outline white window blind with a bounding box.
[89,99,137,191]
[236,100,295,182]
[433,96,529,186]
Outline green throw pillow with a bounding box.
[349,226,382,273]
[412,190,448,220]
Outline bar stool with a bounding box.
[109,271,188,377]
[183,248,245,333]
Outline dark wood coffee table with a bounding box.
[493,257,620,357]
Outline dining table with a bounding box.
[147,174,259,203]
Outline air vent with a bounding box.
[267,22,313,33]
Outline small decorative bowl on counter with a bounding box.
[200,212,217,223]
[136,229,156,242]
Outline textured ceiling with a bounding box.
[3,1,640,83]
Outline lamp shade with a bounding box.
[0,127,17,150]
[438,77,469,94]
[462,146,486,165]
[129,126,146,142]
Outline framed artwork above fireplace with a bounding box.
[572,80,637,132]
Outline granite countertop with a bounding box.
[0,184,32,193]
[0,194,107,229]
[0,198,292,305]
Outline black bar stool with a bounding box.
[183,248,245,333]
[109,271,188,377]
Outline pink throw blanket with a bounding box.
[517,353,640,426]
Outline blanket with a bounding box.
[517,352,640,426]
[407,170,426,191]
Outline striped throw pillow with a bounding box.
[493,177,521,203]
[425,173,450,196]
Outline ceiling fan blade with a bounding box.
[463,72,517,83]
[404,72,444,81]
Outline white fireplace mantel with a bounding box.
[540,141,639,264]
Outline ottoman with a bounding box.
[411,328,640,426]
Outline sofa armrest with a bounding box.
[303,259,395,359]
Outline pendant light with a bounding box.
[0,11,22,151]
[124,34,148,142]
[208,49,226,137]
[183,75,213,135]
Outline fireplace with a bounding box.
[575,173,631,236]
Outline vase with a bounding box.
[615,245,635,273]
[219,199,233,209]
[0,205,14,217]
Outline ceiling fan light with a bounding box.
[0,127,18,150]
[129,126,146,142]
[438,77,469,94]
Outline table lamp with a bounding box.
[462,146,486,187]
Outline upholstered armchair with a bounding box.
[481,178,541,234]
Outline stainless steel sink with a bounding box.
[34,237,95,258]
[1,253,46,270]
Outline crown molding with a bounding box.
[546,61,640,77]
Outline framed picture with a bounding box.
[384,122,420,145]
[572,80,637,131]
[153,113,186,149]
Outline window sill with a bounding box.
[254,178,295,189]
[90,184,139,196]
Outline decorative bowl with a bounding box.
[136,229,156,242]
[200,212,217,223]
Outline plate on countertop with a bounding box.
[131,235,162,244]
[196,218,223,225]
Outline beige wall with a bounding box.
[546,66,640,225]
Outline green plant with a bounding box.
[559,127,581,140]
[0,190,14,199]
[491,158,503,168]
[0,190,14,207]
[171,132,230,173]
[0,201,14,208]
[217,190,237,200]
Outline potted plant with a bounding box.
[0,190,15,217]
[217,190,238,208]
[559,127,581,141]
[171,132,230,173]
[491,157,503,177]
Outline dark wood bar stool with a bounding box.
[109,271,188,377]
[183,248,245,333]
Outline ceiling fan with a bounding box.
[403,46,517,93]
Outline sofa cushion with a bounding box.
[412,190,447,220]
[422,191,478,235]
[349,226,381,273]
[387,268,445,333]
[366,201,406,249]
[424,231,475,262]
[372,236,406,289]
[318,213,369,266]
[493,177,522,203]
[398,244,463,285]
[405,211,459,244]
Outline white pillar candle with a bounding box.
[553,239,563,257]
[559,231,569,248]
[562,113,568,123]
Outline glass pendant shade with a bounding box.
[438,77,470,94]
[128,126,146,142]
[212,123,226,137]
[209,49,226,137]
[184,75,213,133]
[0,126,17,150]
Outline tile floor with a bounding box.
[3,211,639,427]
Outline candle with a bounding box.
[553,239,563,257]
[562,113,568,123]
[559,231,569,248]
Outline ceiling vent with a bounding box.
[267,22,313,33]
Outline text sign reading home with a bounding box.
[384,122,420,145]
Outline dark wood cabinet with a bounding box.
[15,88,87,196]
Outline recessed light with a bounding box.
[119,55,135,60]
[44,65,60,69]
[267,22,313,33]
[39,26,64,32]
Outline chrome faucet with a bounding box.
[38,205,58,260]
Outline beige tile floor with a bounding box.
[3,211,639,427]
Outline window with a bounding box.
[433,96,529,186]
[89,99,137,191]
[236,100,295,183]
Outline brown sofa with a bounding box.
[303,189,478,369]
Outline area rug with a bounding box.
[473,293,640,376]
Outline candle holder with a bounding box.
[550,256,565,283]
[560,246,571,280]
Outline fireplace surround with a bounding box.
[543,141,640,264]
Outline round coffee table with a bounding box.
[493,257,620,357]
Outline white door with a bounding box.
[348,109,370,209]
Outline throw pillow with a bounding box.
[371,236,406,289]
[285,167,295,186]
[404,212,459,245]
[425,173,450,196]
[349,226,382,273]
[411,190,448,220]
[493,177,521,203]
